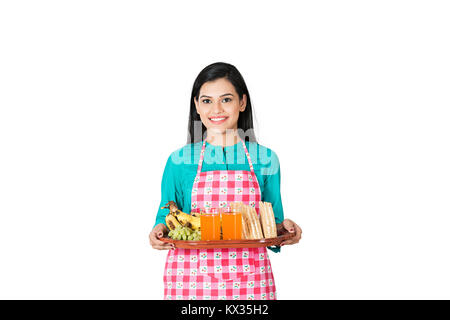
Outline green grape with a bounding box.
[188,235,194,241]
[182,234,187,241]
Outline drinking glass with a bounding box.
[220,207,242,240]
[200,208,220,241]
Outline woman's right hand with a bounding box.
[149,223,174,250]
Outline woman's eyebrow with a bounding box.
[199,93,234,99]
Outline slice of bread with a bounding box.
[259,201,277,238]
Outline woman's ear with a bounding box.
[240,94,247,112]
[194,97,200,114]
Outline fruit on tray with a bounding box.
[162,201,201,231]
[165,212,182,231]
[168,226,201,241]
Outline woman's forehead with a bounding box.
[200,78,236,96]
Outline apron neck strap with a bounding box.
[196,138,255,174]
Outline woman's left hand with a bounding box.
[277,219,302,246]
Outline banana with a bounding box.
[161,201,201,231]
[173,210,201,231]
[165,213,182,231]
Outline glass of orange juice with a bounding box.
[200,208,220,241]
[220,207,242,240]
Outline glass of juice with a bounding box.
[220,207,242,240]
[200,208,220,241]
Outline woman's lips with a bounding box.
[208,116,229,125]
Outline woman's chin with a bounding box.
[207,127,228,134]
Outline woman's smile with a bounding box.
[208,115,229,125]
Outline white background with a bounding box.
[1,0,449,299]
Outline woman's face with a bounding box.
[194,78,247,134]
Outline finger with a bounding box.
[280,237,298,245]
[153,244,175,250]
[151,224,168,237]
[153,225,166,237]
[296,225,302,239]
[288,228,302,243]
[294,223,303,238]
[149,232,168,247]
[150,235,174,249]
[153,242,174,250]
[280,228,302,246]
[282,220,295,233]
[280,237,299,246]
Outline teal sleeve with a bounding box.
[261,150,284,253]
[153,154,183,230]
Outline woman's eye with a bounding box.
[201,98,231,103]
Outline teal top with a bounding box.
[154,140,284,253]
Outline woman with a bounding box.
[149,62,302,300]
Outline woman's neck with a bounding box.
[206,129,240,147]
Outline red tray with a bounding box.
[160,232,295,249]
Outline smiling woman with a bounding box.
[187,63,256,145]
[194,78,247,146]
[149,62,302,300]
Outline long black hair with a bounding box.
[187,62,257,144]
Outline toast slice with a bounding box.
[259,201,277,238]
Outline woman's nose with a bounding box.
[211,101,224,113]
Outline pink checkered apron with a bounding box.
[163,139,277,300]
